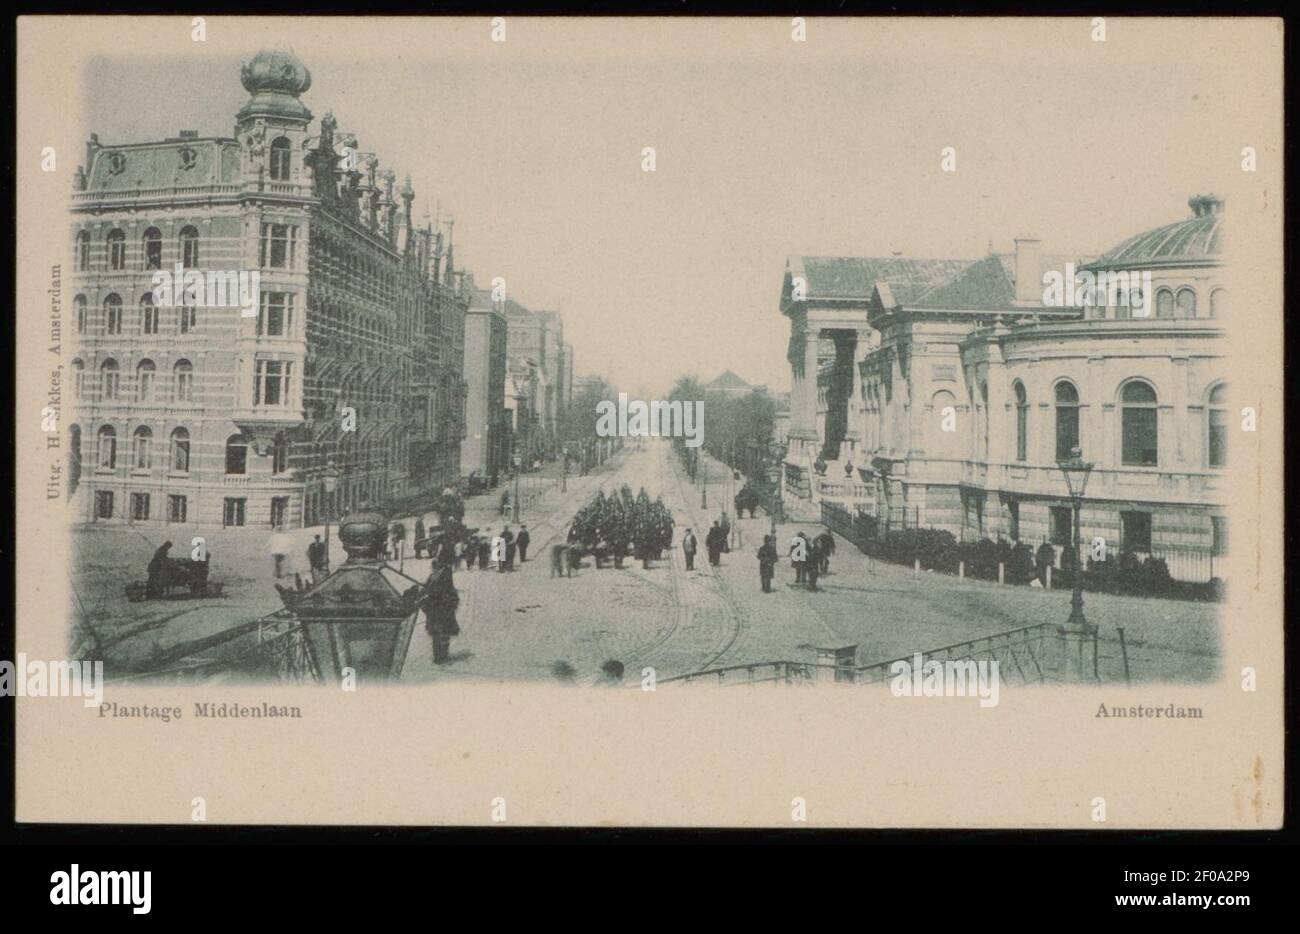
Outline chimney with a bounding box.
[1013,235,1042,306]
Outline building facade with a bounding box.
[505,301,566,459]
[68,49,468,529]
[780,196,1228,580]
[462,276,510,482]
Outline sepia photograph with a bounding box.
[11,14,1286,834]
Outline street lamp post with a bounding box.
[512,452,522,523]
[1057,446,1097,681]
[767,464,780,538]
[321,460,342,573]
[1057,446,1095,630]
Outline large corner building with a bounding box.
[68,49,469,528]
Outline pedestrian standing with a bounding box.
[307,534,328,584]
[477,536,491,571]
[706,521,725,566]
[817,530,835,575]
[147,541,173,597]
[806,540,821,591]
[757,534,778,593]
[682,528,698,571]
[517,525,531,563]
[413,518,426,558]
[499,526,515,571]
[790,531,808,584]
[420,559,460,666]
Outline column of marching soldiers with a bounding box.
[402,483,838,670]
[262,482,840,672]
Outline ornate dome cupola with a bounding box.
[236,49,313,126]
[1188,193,1224,217]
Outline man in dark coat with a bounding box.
[516,524,531,563]
[805,539,822,591]
[421,560,460,665]
[816,530,836,575]
[413,518,426,558]
[477,535,492,570]
[146,541,173,596]
[705,521,725,566]
[757,535,778,593]
[306,535,328,584]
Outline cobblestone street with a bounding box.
[72,440,1219,684]
[402,441,1221,685]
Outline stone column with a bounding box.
[786,320,822,461]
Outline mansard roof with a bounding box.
[85,138,241,192]
[785,256,975,306]
[909,252,1083,310]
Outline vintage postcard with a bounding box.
[13,15,1284,828]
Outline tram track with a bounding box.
[624,441,749,676]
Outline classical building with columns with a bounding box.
[780,195,1228,581]
[68,49,468,529]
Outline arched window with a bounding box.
[104,293,123,335]
[100,359,120,400]
[75,231,91,271]
[132,426,153,470]
[1207,383,1228,468]
[1210,288,1225,319]
[75,295,87,335]
[225,434,248,475]
[173,360,194,403]
[1054,382,1080,462]
[1013,381,1028,461]
[1176,287,1197,319]
[97,425,117,469]
[1121,381,1159,466]
[140,294,158,335]
[142,227,162,270]
[1155,288,1174,319]
[170,427,191,473]
[930,390,960,459]
[107,229,126,270]
[179,226,200,269]
[136,360,156,402]
[71,359,84,399]
[269,137,292,181]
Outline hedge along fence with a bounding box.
[822,503,1222,602]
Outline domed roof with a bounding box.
[237,49,312,122]
[1085,195,1224,270]
[241,49,312,96]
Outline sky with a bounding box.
[81,18,1276,399]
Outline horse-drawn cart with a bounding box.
[125,556,220,602]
